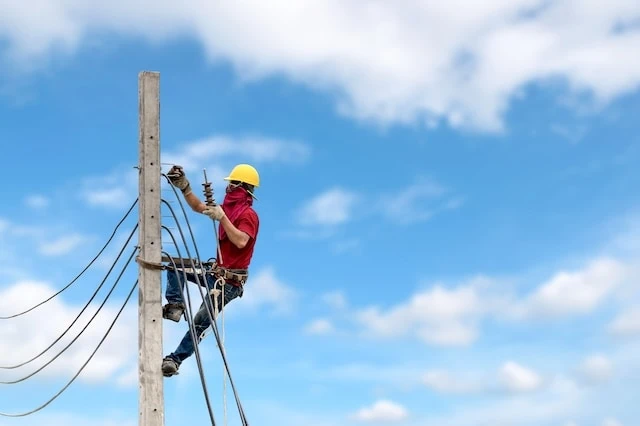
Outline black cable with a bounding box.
[162,245,216,426]
[164,180,249,425]
[0,279,138,417]
[0,224,138,369]
[162,176,249,425]
[0,247,137,384]
[0,199,138,320]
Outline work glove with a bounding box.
[167,165,192,195]
[203,205,226,221]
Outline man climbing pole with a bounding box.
[161,163,260,377]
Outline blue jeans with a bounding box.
[164,268,243,364]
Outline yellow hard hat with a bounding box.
[224,164,260,187]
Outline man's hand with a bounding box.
[167,165,192,195]
[203,205,226,221]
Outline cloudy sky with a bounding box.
[1,1,639,425]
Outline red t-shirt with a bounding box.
[218,207,259,270]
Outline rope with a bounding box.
[0,198,138,320]
[197,277,228,426]
[0,280,138,417]
[221,279,227,426]
[210,277,228,426]
[211,207,228,426]
[136,256,165,270]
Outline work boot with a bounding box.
[162,302,185,322]
[162,356,180,377]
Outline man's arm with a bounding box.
[183,191,208,213]
[184,191,250,249]
[167,165,207,213]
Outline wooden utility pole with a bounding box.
[138,71,164,426]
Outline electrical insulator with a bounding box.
[202,169,216,206]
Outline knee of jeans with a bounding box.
[193,307,212,325]
[227,285,242,301]
[194,320,209,333]
[167,270,180,285]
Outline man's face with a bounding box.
[226,181,242,192]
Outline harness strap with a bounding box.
[136,256,166,270]
[161,255,248,285]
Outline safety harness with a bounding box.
[210,264,248,287]
[161,256,248,287]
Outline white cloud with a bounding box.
[379,178,451,224]
[24,194,50,209]
[330,238,361,255]
[608,308,640,336]
[304,318,334,335]
[351,400,408,423]
[0,411,136,426]
[423,362,542,395]
[0,221,41,280]
[115,365,138,388]
[85,187,131,208]
[229,341,640,426]
[80,167,138,209]
[162,135,310,171]
[512,257,629,319]
[578,354,613,384]
[499,361,543,393]
[353,280,487,346]
[416,320,478,346]
[296,188,359,227]
[7,223,44,238]
[322,290,348,310]
[244,400,348,426]
[230,266,297,316]
[280,228,338,241]
[319,363,424,388]
[0,280,137,385]
[602,418,623,426]
[416,376,588,426]
[3,1,640,132]
[422,370,484,394]
[291,177,461,238]
[38,233,89,256]
[76,135,308,210]
[0,218,8,233]
[313,253,637,347]
[551,123,588,144]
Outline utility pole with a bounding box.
[138,71,164,426]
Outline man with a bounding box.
[161,163,260,377]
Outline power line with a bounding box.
[0,279,138,417]
[0,247,137,385]
[0,199,138,320]
[162,177,249,425]
[0,224,138,370]
[162,246,217,426]
[0,173,252,421]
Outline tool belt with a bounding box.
[161,256,248,286]
[210,266,248,286]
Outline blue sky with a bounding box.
[1,1,639,425]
